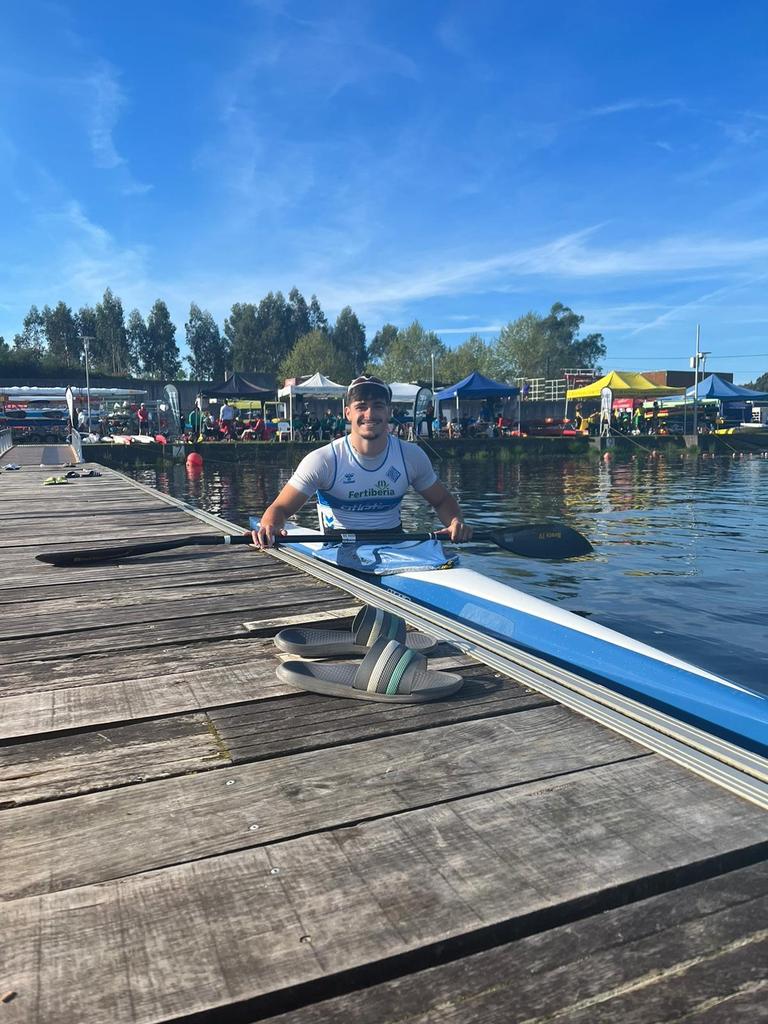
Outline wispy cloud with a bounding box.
[85,63,125,169]
[583,98,689,119]
[431,324,502,335]
[32,199,150,304]
[81,61,151,195]
[436,13,494,81]
[626,272,768,336]
[337,229,768,307]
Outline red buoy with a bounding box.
[186,452,203,468]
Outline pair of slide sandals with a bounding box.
[275,605,463,703]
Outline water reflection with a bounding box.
[129,451,768,692]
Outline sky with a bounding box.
[2,0,768,382]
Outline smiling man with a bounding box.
[252,375,472,548]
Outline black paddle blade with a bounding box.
[491,524,593,559]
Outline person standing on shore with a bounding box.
[219,400,236,439]
[137,403,150,435]
[423,400,435,439]
[252,376,472,548]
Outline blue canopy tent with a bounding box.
[684,374,768,402]
[434,371,520,401]
[674,374,768,431]
[434,371,520,432]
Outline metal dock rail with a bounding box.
[0,457,765,1023]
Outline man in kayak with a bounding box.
[253,375,473,548]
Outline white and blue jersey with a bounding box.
[287,435,437,531]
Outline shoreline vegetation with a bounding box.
[1,287,616,391]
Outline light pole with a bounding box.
[691,325,701,437]
[431,352,435,392]
[82,336,93,429]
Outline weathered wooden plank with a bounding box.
[0,714,229,807]
[0,761,764,1024]
[0,584,347,663]
[0,562,297,607]
[0,639,469,727]
[0,507,199,532]
[0,608,358,699]
[0,547,283,590]
[0,660,509,804]
[0,572,312,636]
[0,498,166,517]
[0,643,290,739]
[259,861,768,1024]
[210,667,553,763]
[0,707,645,899]
[0,522,223,549]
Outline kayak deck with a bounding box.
[269,529,768,799]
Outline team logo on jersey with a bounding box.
[386,467,401,483]
[343,473,356,483]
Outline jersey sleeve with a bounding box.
[402,442,438,491]
[286,446,335,496]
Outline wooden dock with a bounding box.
[0,458,766,1023]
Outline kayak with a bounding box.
[253,519,768,760]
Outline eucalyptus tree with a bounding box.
[13,305,46,355]
[94,288,131,375]
[496,303,604,380]
[331,306,366,375]
[43,302,82,367]
[186,303,227,380]
[308,294,328,333]
[379,321,446,383]
[368,323,398,367]
[144,299,182,379]
[439,334,503,384]
[279,329,355,384]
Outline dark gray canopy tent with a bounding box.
[208,373,275,398]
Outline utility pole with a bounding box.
[431,352,435,393]
[691,325,701,438]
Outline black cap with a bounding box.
[346,375,392,403]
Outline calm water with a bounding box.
[128,450,768,692]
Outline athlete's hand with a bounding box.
[250,521,286,548]
[437,519,473,543]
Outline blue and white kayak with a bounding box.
[385,567,767,758]
[252,520,768,759]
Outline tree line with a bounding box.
[0,288,608,386]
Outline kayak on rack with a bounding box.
[255,519,768,759]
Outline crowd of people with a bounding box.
[182,402,349,443]
[573,402,721,437]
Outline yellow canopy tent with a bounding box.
[567,371,685,400]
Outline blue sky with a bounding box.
[2,0,768,381]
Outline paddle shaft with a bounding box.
[36,523,591,567]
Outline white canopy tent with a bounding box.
[389,382,422,404]
[277,372,347,439]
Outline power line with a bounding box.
[607,354,768,362]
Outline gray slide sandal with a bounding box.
[274,604,438,657]
[277,638,463,703]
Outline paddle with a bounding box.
[35,523,592,567]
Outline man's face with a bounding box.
[345,395,390,440]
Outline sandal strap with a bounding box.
[352,606,406,647]
[353,639,426,695]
